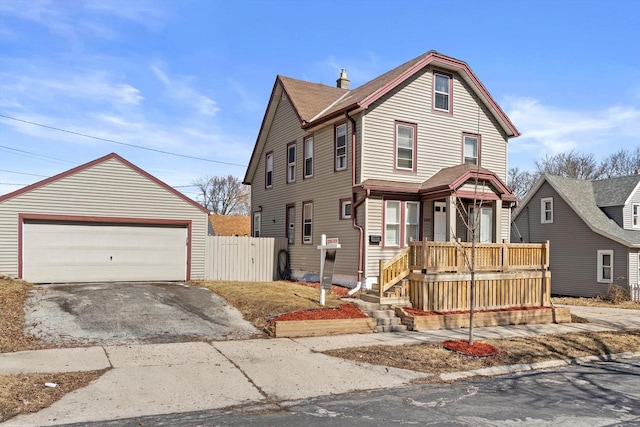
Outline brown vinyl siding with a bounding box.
[0,158,208,279]
[513,181,629,297]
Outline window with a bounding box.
[265,152,273,188]
[434,72,451,112]
[304,136,313,178]
[405,201,420,245]
[541,197,553,224]
[335,123,347,171]
[597,250,613,283]
[463,134,479,165]
[287,143,296,183]
[302,201,313,244]
[633,204,640,228]
[395,122,416,171]
[252,211,261,237]
[468,205,494,243]
[384,200,420,247]
[286,204,295,244]
[340,198,352,220]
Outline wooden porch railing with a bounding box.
[378,247,410,298]
[408,240,549,273]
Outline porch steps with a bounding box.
[359,281,412,306]
[346,298,408,333]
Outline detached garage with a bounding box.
[0,153,210,283]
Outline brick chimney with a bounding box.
[336,68,350,89]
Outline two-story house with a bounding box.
[244,51,520,291]
[512,173,640,300]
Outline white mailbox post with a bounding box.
[317,234,341,306]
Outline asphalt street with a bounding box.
[57,356,640,427]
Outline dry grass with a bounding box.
[191,281,345,329]
[0,277,44,353]
[325,330,640,381]
[553,296,640,309]
[0,370,106,423]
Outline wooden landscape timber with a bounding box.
[266,318,377,338]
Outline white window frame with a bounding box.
[405,201,420,245]
[385,200,401,247]
[463,135,478,165]
[253,212,261,237]
[265,152,273,188]
[304,136,313,178]
[597,249,614,283]
[395,122,415,171]
[303,202,313,244]
[286,205,295,245]
[633,204,640,228]
[287,143,296,183]
[434,72,451,112]
[468,205,494,243]
[541,197,553,224]
[340,199,352,220]
[335,124,347,171]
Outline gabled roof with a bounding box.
[0,153,210,214]
[208,214,251,236]
[592,174,640,207]
[244,50,520,184]
[513,174,640,247]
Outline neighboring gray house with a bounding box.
[244,50,520,289]
[511,173,640,299]
[0,153,210,283]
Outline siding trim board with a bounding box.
[18,213,193,281]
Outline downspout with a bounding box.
[346,110,368,296]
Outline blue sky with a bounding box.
[1,0,639,199]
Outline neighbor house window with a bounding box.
[405,201,420,245]
[287,142,296,183]
[302,201,313,244]
[286,204,295,244]
[304,136,313,178]
[335,123,347,171]
[597,249,613,283]
[265,152,273,188]
[340,198,352,220]
[434,72,451,112]
[463,134,479,165]
[395,122,416,171]
[541,197,553,224]
[385,201,401,247]
[253,211,261,237]
[633,204,640,228]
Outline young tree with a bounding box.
[192,175,250,215]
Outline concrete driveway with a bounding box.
[24,282,260,346]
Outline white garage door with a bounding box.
[23,221,188,283]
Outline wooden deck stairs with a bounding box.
[348,298,408,333]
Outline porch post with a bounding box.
[446,195,457,241]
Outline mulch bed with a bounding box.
[267,303,367,325]
[297,282,351,297]
[404,306,546,317]
[443,340,499,357]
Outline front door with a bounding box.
[434,201,447,241]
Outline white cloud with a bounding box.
[151,64,220,117]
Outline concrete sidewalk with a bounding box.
[1,305,638,426]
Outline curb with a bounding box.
[440,351,640,381]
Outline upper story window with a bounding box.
[304,136,313,178]
[463,134,479,165]
[434,72,451,112]
[303,201,313,244]
[340,198,352,220]
[597,249,613,283]
[265,152,273,188]
[287,142,296,183]
[395,122,416,171]
[541,197,553,224]
[335,123,347,171]
[633,204,639,228]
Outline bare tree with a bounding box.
[598,147,640,178]
[508,167,538,200]
[192,175,250,215]
[534,150,602,180]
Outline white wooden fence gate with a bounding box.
[205,236,288,282]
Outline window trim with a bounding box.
[405,201,421,246]
[334,122,347,172]
[462,133,481,166]
[286,142,296,184]
[302,200,313,244]
[632,203,640,229]
[394,121,417,173]
[382,199,421,249]
[433,71,453,114]
[597,249,614,283]
[252,211,261,237]
[265,151,273,189]
[303,136,314,179]
[541,197,553,224]
[286,203,295,245]
[340,198,352,220]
